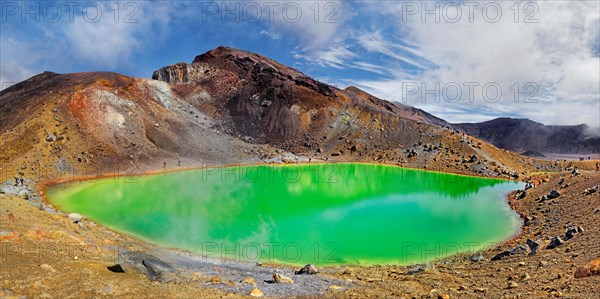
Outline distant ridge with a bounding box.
[455,118,600,154]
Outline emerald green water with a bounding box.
[46,163,523,265]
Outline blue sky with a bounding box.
[1,1,599,127]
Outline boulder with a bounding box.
[17,190,29,200]
[547,236,564,249]
[508,245,531,255]
[574,258,600,278]
[142,256,176,282]
[470,253,485,262]
[250,288,264,297]
[492,245,531,261]
[68,213,82,223]
[407,264,427,275]
[491,251,511,261]
[526,239,540,254]
[547,189,560,199]
[583,185,598,195]
[565,226,578,239]
[45,133,57,142]
[107,264,126,273]
[116,251,177,282]
[273,273,294,284]
[295,264,318,275]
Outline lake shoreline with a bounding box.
[3,162,599,297]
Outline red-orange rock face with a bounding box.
[574,257,600,278]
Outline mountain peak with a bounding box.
[192,46,254,63]
[152,46,310,86]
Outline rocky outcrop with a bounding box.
[574,257,600,278]
[117,251,178,282]
[296,264,318,275]
[273,273,294,284]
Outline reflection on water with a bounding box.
[47,163,523,265]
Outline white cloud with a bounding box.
[65,16,141,68]
[351,1,600,126]
[259,29,281,40]
[265,0,356,72]
[356,31,429,69]
[64,2,175,68]
[0,61,36,90]
[0,36,44,89]
[1,2,179,84]
[294,45,356,69]
[260,0,344,47]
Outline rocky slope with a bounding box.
[1,46,569,184]
[344,86,451,128]
[455,118,600,155]
[150,46,571,176]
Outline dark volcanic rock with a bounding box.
[295,264,318,275]
[508,245,532,255]
[142,256,176,282]
[492,245,531,261]
[547,189,561,199]
[454,118,600,154]
[117,251,176,282]
[107,264,126,273]
[565,225,584,240]
[526,239,540,254]
[547,236,564,249]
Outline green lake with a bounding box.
[46,163,524,265]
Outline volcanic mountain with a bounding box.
[0,46,565,180]
[455,118,600,155]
